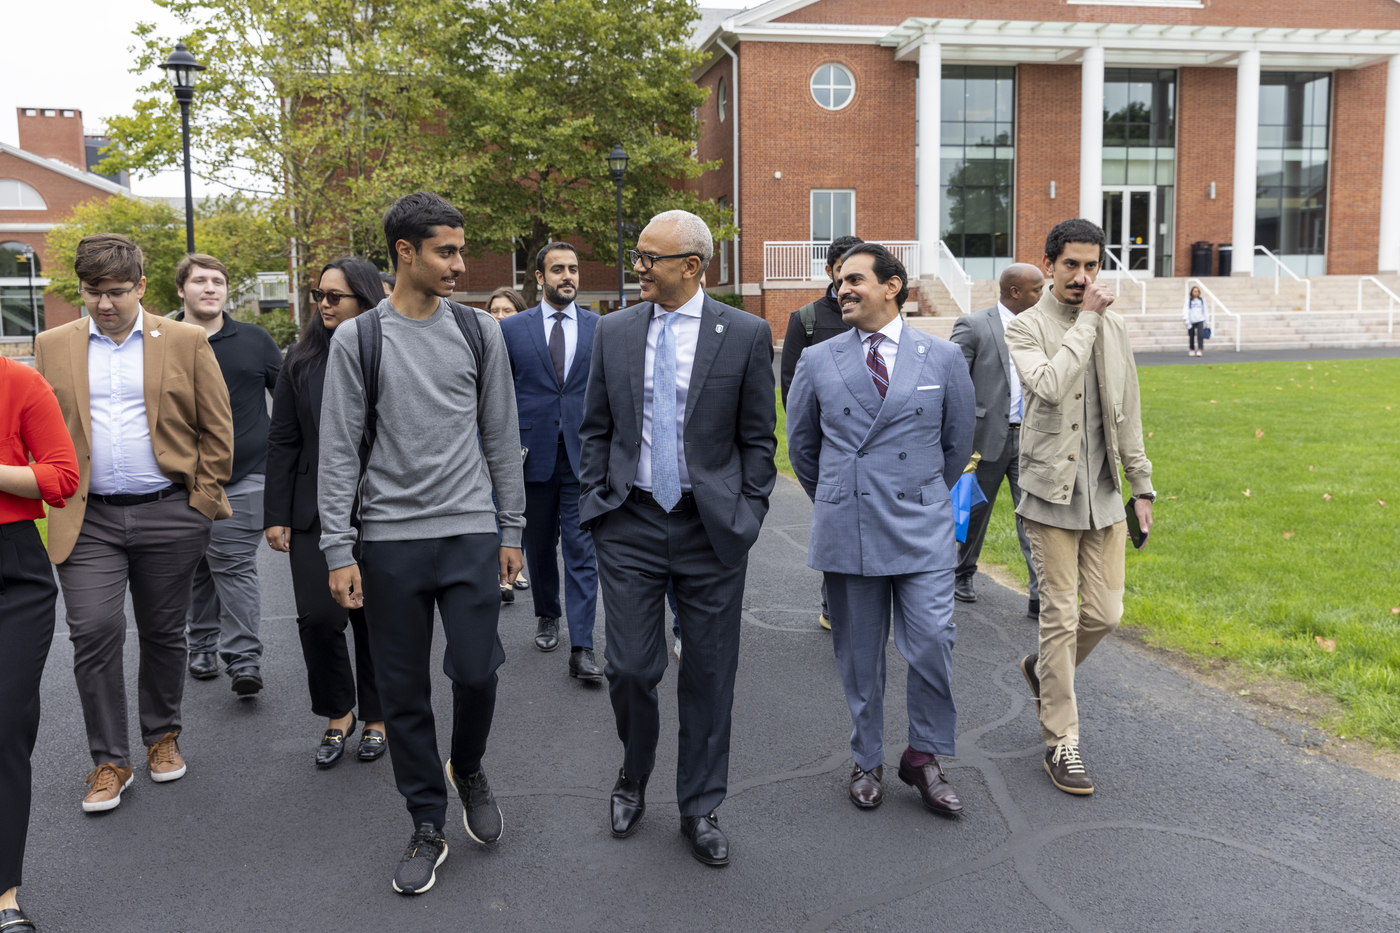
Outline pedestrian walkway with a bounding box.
[22,479,1400,931]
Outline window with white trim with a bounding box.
[0,180,47,210]
[811,190,854,242]
[810,64,854,111]
[717,196,729,284]
[718,77,728,123]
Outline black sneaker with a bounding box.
[446,760,503,844]
[1020,654,1041,715]
[1044,742,1094,795]
[392,821,448,895]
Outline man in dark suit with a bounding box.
[499,241,602,681]
[579,209,776,867]
[949,263,1044,615]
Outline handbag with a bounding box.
[1202,326,1212,340]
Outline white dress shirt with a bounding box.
[856,314,904,379]
[540,299,579,379]
[87,311,168,495]
[635,287,705,493]
[996,302,1025,424]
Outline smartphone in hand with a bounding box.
[1125,496,1148,550]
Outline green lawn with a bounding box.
[775,361,1400,746]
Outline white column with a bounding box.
[1231,49,1261,276]
[1079,46,1105,225]
[1379,55,1400,273]
[917,37,942,276]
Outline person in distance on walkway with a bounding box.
[580,209,776,866]
[499,242,601,680]
[485,287,531,603]
[787,243,975,815]
[36,233,233,813]
[950,263,1043,616]
[264,257,387,769]
[1183,285,1207,357]
[176,254,282,696]
[319,192,525,895]
[0,356,79,933]
[779,234,861,632]
[1005,218,1154,796]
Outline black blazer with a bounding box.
[578,293,778,569]
[263,353,327,532]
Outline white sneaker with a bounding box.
[673,637,682,661]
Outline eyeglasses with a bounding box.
[626,249,701,270]
[310,289,356,307]
[80,286,135,303]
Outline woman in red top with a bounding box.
[1,355,79,933]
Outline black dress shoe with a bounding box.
[357,728,387,762]
[569,648,603,683]
[316,715,355,769]
[1028,598,1040,618]
[610,769,647,838]
[953,575,977,603]
[849,764,883,809]
[500,584,514,604]
[188,651,219,680]
[230,668,263,697]
[0,908,37,932]
[680,811,730,866]
[534,617,560,652]
[896,751,963,816]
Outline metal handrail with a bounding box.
[936,240,973,315]
[1185,278,1241,352]
[1358,276,1399,336]
[762,240,920,282]
[1100,249,1148,314]
[1254,245,1311,313]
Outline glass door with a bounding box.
[1101,186,1158,276]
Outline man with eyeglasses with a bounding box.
[579,210,777,866]
[174,253,282,694]
[34,233,233,814]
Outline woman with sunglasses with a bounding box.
[264,257,387,769]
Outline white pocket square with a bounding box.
[918,385,940,390]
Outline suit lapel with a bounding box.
[860,325,926,447]
[832,329,881,419]
[567,311,597,392]
[986,307,1012,389]
[624,303,652,435]
[683,297,728,428]
[141,312,166,430]
[525,305,560,388]
[68,319,92,446]
[308,356,327,435]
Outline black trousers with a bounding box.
[1189,321,1206,350]
[290,524,382,723]
[0,520,57,890]
[360,533,504,830]
[592,494,746,818]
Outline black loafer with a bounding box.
[610,769,647,838]
[953,575,977,603]
[569,648,603,683]
[231,668,263,697]
[316,715,355,769]
[534,617,560,652]
[0,908,37,932]
[500,585,514,604]
[188,651,219,680]
[1028,598,1040,619]
[358,728,387,762]
[680,811,730,866]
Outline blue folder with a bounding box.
[952,473,989,544]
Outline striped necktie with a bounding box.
[866,333,889,400]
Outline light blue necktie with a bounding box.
[650,312,681,512]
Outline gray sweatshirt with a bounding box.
[318,298,526,571]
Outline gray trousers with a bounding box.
[186,474,265,672]
[56,492,212,768]
[956,430,1040,600]
[825,569,958,770]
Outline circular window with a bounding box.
[810,64,855,111]
[718,77,728,122]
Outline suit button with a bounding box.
[1072,424,1079,431]
[897,492,905,500]
[843,407,850,415]
[554,420,560,425]
[1063,485,1069,490]
[857,451,866,458]
[1075,393,1082,399]
[1068,454,1076,461]
[898,452,907,460]
[916,407,923,415]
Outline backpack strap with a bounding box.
[447,301,486,427]
[356,309,383,464]
[798,301,818,339]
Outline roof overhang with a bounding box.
[0,142,131,197]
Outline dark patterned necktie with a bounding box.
[866,333,888,399]
[549,312,566,386]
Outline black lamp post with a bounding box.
[160,42,205,254]
[607,143,629,309]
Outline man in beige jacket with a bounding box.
[1004,218,1154,796]
[35,233,232,813]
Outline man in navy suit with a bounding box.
[499,242,602,681]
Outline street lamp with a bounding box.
[607,143,629,309]
[160,42,205,254]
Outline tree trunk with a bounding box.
[517,214,551,306]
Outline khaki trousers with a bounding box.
[1022,518,1126,746]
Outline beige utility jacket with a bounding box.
[1003,290,1152,506]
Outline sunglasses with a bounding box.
[310,288,356,307]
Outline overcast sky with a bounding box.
[2,0,753,199]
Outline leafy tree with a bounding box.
[46,196,187,313]
[196,192,288,297]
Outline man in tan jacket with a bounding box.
[1004,218,1154,797]
[35,233,232,813]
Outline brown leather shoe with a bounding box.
[82,762,134,813]
[896,751,963,815]
[147,732,187,783]
[1021,654,1041,715]
[848,764,883,809]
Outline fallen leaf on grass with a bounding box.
[1242,489,1252,497]
[1255,429,1264,438]
[1391,607,1400,615]
[1309,465,1317,471]
[1147,432,1154,438]
[1275,386,1283,391]
[1238,690,1251,696]
[1209,399,1218,404]
[1210,640,1221,646]
[1306,364,1313,370]
[1315,636,1336,653]
[1323,493,1333,501]
[1282,531,1295,539]
[1381,500,1388,507]
[1166,496,1178,500]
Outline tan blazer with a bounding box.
[35,311,235,563]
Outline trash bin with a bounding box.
[1191,242,1213,278]
[1217,244,1233,277]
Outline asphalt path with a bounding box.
[21,478,1400,931]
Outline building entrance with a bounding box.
[1102,186,1157,276]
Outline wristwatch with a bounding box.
[1137,491,1157,503]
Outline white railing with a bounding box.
[762,241,920,282]
[1255,245,1312,313]
[1100,249,1148,315]
[936,240,973,315]
[1358,276,1399,336]
[1185,278,1242,352]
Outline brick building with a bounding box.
[0,107,130,354]
[691,0,1400,331]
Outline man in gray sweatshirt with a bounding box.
[318,192,526,896]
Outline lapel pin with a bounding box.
[917,344,926,354]
[715,324,724,333]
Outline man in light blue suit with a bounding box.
[499,242,602,681]
[787,243,975,816]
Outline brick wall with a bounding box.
[1014,65,1081,263]
[1328,61,1388,276]
[1174,67,1237,276]
[16,108,86,170]
[695,56,736,291]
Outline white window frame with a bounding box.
[716,197,730,284]
[718,77,728,123]
[810,189,856,243]
[0,180,47,210]
[810,64,855,112]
